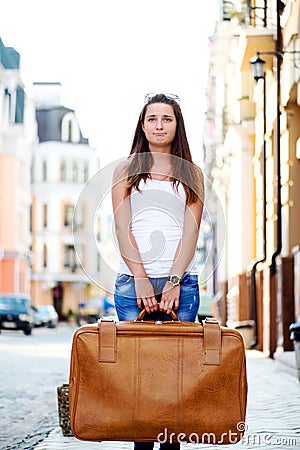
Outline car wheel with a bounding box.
[24,326,32,336]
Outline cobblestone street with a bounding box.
[36,351,300,450]
[1,324,299,450]
[0,324,73,449]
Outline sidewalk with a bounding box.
[36,351,300,450]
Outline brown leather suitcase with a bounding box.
[69,317,247,445]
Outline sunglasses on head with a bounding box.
[144,93,181,105]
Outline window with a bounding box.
[73,204,84,229]
[95,217,101,241]
[60,161,66,181]
[64,204,74,227]
[61,112,80,143]
[15,86,24,123]
[4,88,15,124]
[3,88,11,124]
[43,244,47,268]
[31,161,35,183]
[42,160,47,181]
[43,204,48,228]
[77,161,89,183]
[29,245,33,268]
[64,245,77,271]
[72,162,78,182]
[60,161,88,183]
[67,119,73,142]
[84,163,89,182]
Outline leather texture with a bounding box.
[69,318,247,444]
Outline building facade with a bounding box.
[30,82,101,318]
[0,38,36,295]
[204,0,300,359]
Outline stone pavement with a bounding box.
[35,351,300,450]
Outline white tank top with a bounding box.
[118,178,198,277]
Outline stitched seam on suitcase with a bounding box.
[239,352,247,421]
[133,336,140,439]
[70,334,80,437]
[178,337,183,433]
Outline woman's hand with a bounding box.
[134,277,157,313]
[160,282,180,315]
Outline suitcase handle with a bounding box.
[136,293,179,321]
[136,308,179,321]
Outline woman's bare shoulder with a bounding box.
[193,162,204,181]
[113,159,129,183]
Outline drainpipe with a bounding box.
[270,0,283,276]
[269,0,284,357]
[249,73,267,347]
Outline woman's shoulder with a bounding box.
[181,160,203,182]
[112,159,129,183]
[194,163,204,181]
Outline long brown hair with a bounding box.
[125,94,204,204]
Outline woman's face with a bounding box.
[142,103,177,150]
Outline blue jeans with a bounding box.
[114,272,200,322]
[114,272,200,450]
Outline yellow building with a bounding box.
[205,1,300,364]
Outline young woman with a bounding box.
[112,93,204,450]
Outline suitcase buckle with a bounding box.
[204,317,219,324]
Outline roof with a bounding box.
[0,38,20,69]
[35,105,88,144]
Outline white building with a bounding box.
[30,82,101,318]
[0,37,36,295]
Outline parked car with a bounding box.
[32,305,58,328]
[0,293,34,335]
[77,295,117,326]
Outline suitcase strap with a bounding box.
[98,318,117,363]
[97,317,222,365]
[203,318,222,365]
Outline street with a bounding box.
[0,323,75,449]
[1,323,300,450]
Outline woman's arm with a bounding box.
[112,163,157,313]
[160,196,203,314]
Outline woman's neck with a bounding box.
[149,152,173,180]
[148,144,172,154]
